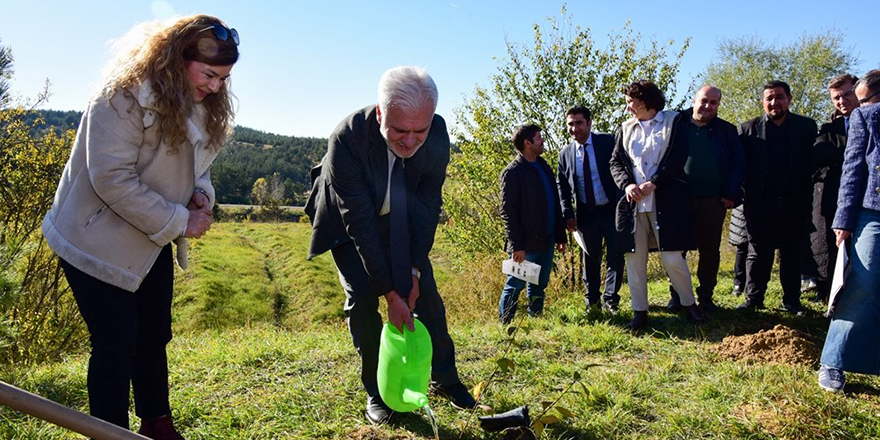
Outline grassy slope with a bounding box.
[2,222,880,439]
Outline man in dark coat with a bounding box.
[668,86,745,313]
[737,80,818,314]
[305,66,475,424]
[498,124,567,324]
[557,106,623,314]
[804,73,860,302]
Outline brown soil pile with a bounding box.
[713,324,820,366]
[345,427,418,440]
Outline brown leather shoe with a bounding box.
[138,414,185,440]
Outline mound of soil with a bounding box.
[713,324,820,366]
[345,427,418,440]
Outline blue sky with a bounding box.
[2,1,877,138]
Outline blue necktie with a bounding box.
[390,156,412,297]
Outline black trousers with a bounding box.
[330,241,460,399]
[670,197,727,302]
[733,242,748,289]
[61,245,173,429]
[578,204,622,306]
[744,198,805,306]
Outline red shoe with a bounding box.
[138,414,185,440]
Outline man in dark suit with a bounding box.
[805,73,860,302]
[737,80,818,314]
[668,86,745,313]
[305,66,475,424]
[556,106,623,314]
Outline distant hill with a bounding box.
[31,110,327,205]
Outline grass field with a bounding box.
[2,222,879,439]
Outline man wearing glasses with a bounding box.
[805,74,861,303]
[855,70,880,106]
[305,66,476,424]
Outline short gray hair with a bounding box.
[856,69,880,95]
[377,66,438,114]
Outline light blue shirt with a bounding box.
[575,134,610,206]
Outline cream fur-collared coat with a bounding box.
[42,80,220,292]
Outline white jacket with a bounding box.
[42,80,220,292]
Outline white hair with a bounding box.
[377,66,438,114]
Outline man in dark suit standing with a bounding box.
[557,106,623,314]
[668,86,745,313]
[737,80,818,314]
[305,66,475,424]
[804,74,860,302]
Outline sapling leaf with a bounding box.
[538,415,559,424]
[507,326,516,336]
[472,381,485,400]
[573,371,581,381]
[497,357,515,373]
[579,382,590,396]
[556,406,575,418]
[541,401,553,410]
[533,421,544,437]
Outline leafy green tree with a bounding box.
[699,29,858,125]
[446,8,689,256]
[0,106,83,363]
[251,173,287,221]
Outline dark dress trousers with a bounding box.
[556,133,623,306]
[739,112,818,307]
[305,105,460,398]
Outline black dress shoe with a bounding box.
[627,310,648,331]
[736,300,764,311]
[666,296,682,312]
[684,304,708,324]
[698,297,718,313]
[602,302,619,315]
[431,381,476,410]
[731,285,743,296]
[781,302,806,316]
[365,395,393,424]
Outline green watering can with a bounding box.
[377,317,433,412]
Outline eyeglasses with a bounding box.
[858,89,880,104]
[200,24,239,46]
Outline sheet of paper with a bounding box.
[501,259,541,285]
[827,243,850,317]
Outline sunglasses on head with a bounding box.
[200,23,239,46]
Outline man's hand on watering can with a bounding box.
[406,274,420,311]
[385,290,415,332]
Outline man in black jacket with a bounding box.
[804,73,860,302]
[668,86,745,313]
[499,124,567,324]
[738,80,818,314]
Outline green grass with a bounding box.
[2,222,880,439]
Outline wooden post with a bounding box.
[0,380,149,440]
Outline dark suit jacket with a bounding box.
[305,105,449,297]
[812,116,847,213]
[739,112,818,243]
[556,133,620,229]
[834,103,880,231]
[678,107,746,205]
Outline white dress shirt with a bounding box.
[627,111,667,213]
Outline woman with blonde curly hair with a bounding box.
[42,15,239,439]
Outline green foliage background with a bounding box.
[445,8,689,256]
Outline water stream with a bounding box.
[423,404,439,440]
